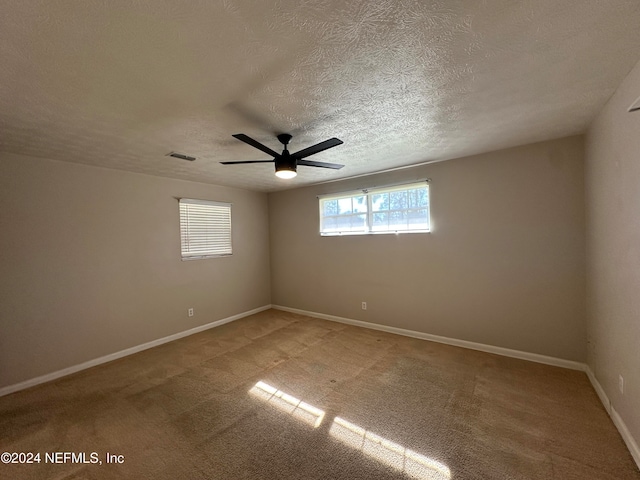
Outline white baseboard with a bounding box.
[273,305,585,371]
[0,304,272,398]
[612,406,640,470]
[585,366,640,470]
[585,366,611,414]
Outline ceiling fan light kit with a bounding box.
[275,156,297,178]
[221,133,344,179]
[275,168,297,179]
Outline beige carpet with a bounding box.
[0,309,638,479]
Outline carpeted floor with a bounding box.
[1,309,638,479]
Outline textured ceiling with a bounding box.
[1,1,640,192]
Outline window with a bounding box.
[179,198,232,259]
[319,182,430,236]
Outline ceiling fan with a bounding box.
[221,133,344,179]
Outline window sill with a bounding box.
[181,254,233,261]
[320,230,431,237]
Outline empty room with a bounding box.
[1,1,639,479]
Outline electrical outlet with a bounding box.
[188,308,194,317]
[361,302,367,310]
[619,375,624,394]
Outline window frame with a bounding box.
[178,198,232,260]
[318,181,430,236]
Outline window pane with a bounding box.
[408,188,428,208]
[323,216,337,232]
[353,195,367,213]
[419,188,429,207]
[322,214,367,233]
[338,198,352,214]
[323,199,338,216]
[389,210,408,230]
[390,191,408,210]
[336,215,352,229]
[372,193,389,211]
[408,208,429,229]
[352,214,366,230]
[372,212,388,230]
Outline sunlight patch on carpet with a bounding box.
[249,381,325,428]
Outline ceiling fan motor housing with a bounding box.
[276,149,297,173]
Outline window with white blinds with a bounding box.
[179,198,232,259]
[319,182,430,236]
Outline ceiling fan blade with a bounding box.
[292,138,343,159]
[220,160,274,165]
[232,134,280,157]
[297,159,344,170]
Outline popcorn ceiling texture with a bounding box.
[1,0,639,192]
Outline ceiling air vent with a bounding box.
[167,152,196,161]
[628,95,640,113]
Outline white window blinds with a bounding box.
[179,198,232,259]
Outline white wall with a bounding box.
[586,57,640,452]
[0,152,271,389]
[269,136,586,361]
